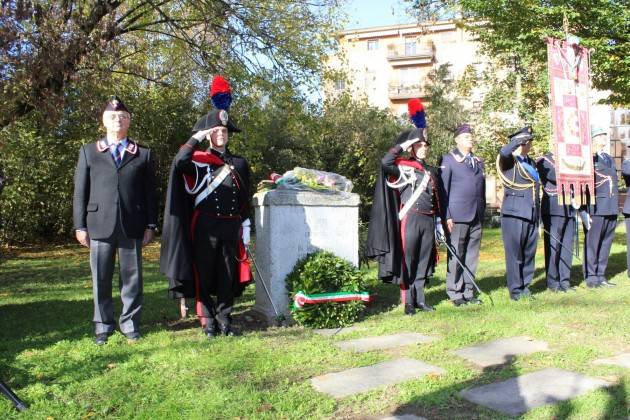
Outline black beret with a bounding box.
[103,96,130,114]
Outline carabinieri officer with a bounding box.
[497,126,540,301]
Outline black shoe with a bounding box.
[94,333,110,346]
[417,303,435,312]
[124,331,141,343]
[452,299,467,307]
[218,323,240,336]
[561,286,577,292]
[586,282,602,288]
[600,280,616,287]
[548,287,562,293]
[203,323,218,339]
[467,297,483,305]
[404,304,416,315]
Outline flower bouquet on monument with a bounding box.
[257,167,353,194]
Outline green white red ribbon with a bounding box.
[293,291,371,309]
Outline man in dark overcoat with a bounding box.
[497,126,540,300]
[536,152,577,292]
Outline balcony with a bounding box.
[388,84,424,100]
[387,43,434,66]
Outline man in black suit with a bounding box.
[73,97,158,345]
[497,126,540,301]
[536,152,577,292]
[439,124,485,306]
[583,126,618,288]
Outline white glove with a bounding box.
[399,137,420,152]
[192,128,213,142]
[241,219,251,245]
[579,210,591,231]
[435,219,445,241]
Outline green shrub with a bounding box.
[285,251,368,328]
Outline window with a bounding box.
[399,68,419,87]
[405,37,417,56]
[334,79,345,91]
[367,39,379,51]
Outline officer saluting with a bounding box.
[497,126,540,300]
[536,152,577,292]
[582,125,618,288]
[439,124,485,306]
[367,99,443,315]
[160,76,252,338]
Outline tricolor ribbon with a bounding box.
[292,291,371,309]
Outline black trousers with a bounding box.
[625,217,630,277]
[192,215,240,327]
[542,214,575,290]
[401,212,435,306]
[501,215,538,299]
[446,217,482,300]
[583,215,616,285]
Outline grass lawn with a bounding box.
[0,227,628,419]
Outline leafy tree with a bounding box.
[0,0,342,128]
[456,62,549,172]
[405,0,630,105]
[422,64,469,164]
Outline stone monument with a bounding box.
[252,189,360,324]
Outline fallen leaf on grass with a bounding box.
[256,403,274,412]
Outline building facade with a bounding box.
[327,21,482,115]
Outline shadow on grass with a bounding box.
[605,251,629,280]
[390,356,522,419]
[387,356,627,420]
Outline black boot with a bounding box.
[203,320,218,339]
[404,304,416,315]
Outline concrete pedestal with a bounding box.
[252,189,360,325]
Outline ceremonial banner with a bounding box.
[546,37,594,205]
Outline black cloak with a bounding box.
[159,158,196,299]
[366,165,404,285]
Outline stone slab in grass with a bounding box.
[593,352,630,369]
[381,415,427,420]
[311,358,445,398]
[313,326,363,337]
[335,333,437,352]
[460,368,611,417]
[452,336,549,367]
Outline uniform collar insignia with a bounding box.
[125,140,138,155]
[96,138,137,154]
[451,148,474,163]
[97,139,108,152]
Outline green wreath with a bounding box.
[285,251,369,328]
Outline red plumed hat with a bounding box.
[407,98,426,129]
[209,75,233,110]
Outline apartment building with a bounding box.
[327,20,482,115]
